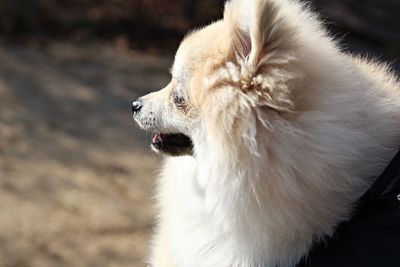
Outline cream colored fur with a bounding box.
[141,0,400,266]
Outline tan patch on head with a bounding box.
[172,22,235,100]
[171,8,303,136]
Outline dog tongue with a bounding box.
[152,134,162,144]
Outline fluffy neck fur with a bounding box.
[190,49,400,267]
[195,62,400,266]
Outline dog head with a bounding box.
[132,0,336,157]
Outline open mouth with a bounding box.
[151,133,193,156]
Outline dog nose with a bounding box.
[132,99,143,114]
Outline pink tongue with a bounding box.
[152,134,162,144]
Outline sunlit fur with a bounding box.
[145,0,400,266]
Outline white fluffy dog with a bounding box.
[132,0,400,266]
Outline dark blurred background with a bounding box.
[0,1,398,267]
[0,0,399,61]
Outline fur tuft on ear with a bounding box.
[223,0,301,112]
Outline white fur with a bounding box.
[145,0,400,266]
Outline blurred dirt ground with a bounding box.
[0,42,172,267]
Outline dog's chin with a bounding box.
[151,133,193,156]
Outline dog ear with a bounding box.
[223,0,299,112]
[224,0,293,66]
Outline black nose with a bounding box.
[132,99,143,114]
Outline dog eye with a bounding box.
[173,93,186,108]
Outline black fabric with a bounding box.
[358,149,400,206]
[296,150,400,267]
